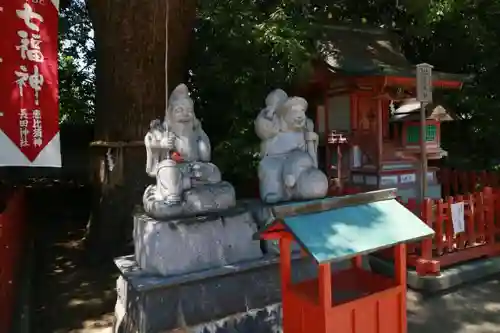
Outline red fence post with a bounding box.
[476,190,486,243]
[456,195,466,250]
[495,189,500,235]
[483,187,495,245]
[445,196,455,251]
[408,185,500,277]
[421,199,433,257]
[416,199,438,275]
[435,199,445,256]
[465,193,476,247]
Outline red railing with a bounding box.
[0,188,26,333]
[381,187,500,276]
[439,168,500,197]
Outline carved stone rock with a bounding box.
[143,181,236,220]
[133,208,263,276]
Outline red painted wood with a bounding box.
[394,187,500,276]
[385,76,463,89]
[0,188,26,333]
[465,194,476,246]
[476,191,486,243]
[433,200,443,256]
[456,195,466,250]
[420,199,433,260]
[443,196,454,252]
[262,221,409,333]
[484,187,496,245]
[439,169,500,197]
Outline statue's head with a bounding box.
[265,89,288,110]
[166,84,195,125]
[277,97,308,131]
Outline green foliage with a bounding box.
[187,0,500,178]
[59,55,94,124]
[187,0,333,186]
[398,0,500,169]
[185,0,451,184]
[63,0,500,175]
[58,0,95,124]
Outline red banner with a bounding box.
[0,0,60,167]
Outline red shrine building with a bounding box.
[303,26,468,200]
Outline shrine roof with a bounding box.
[319,26,468,82]
[260,189,434,264]
[390,101,455,122]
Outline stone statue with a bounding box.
[143,84,236,219]
[255,89,328,203]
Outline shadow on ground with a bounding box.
[30,185,118,333]
[25,185,500,333]
[407,275,500,333]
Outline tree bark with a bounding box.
[167,0,197,89]
[84,0,196,257]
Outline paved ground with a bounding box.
[32,266,500,333]
[31,218,500,333]
[28,190,500,333]
[408,278,500,333]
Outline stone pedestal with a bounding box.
[114,254,357,333]
[117,202,373,333]
[133,207,263,276]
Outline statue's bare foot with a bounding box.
[166,194,182,205]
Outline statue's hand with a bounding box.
[161,132,176,150]
[145,132,154,146]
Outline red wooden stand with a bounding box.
[263,234,408,333]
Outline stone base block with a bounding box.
[369,255,500,293]
[133,207,263,276]
[117,302,283,333]
[114,254,356,333]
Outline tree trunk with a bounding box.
[168,0,197,89]
[84,0,196,257]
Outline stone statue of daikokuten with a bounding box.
[143,83,236,219]
[255,89,328,204]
